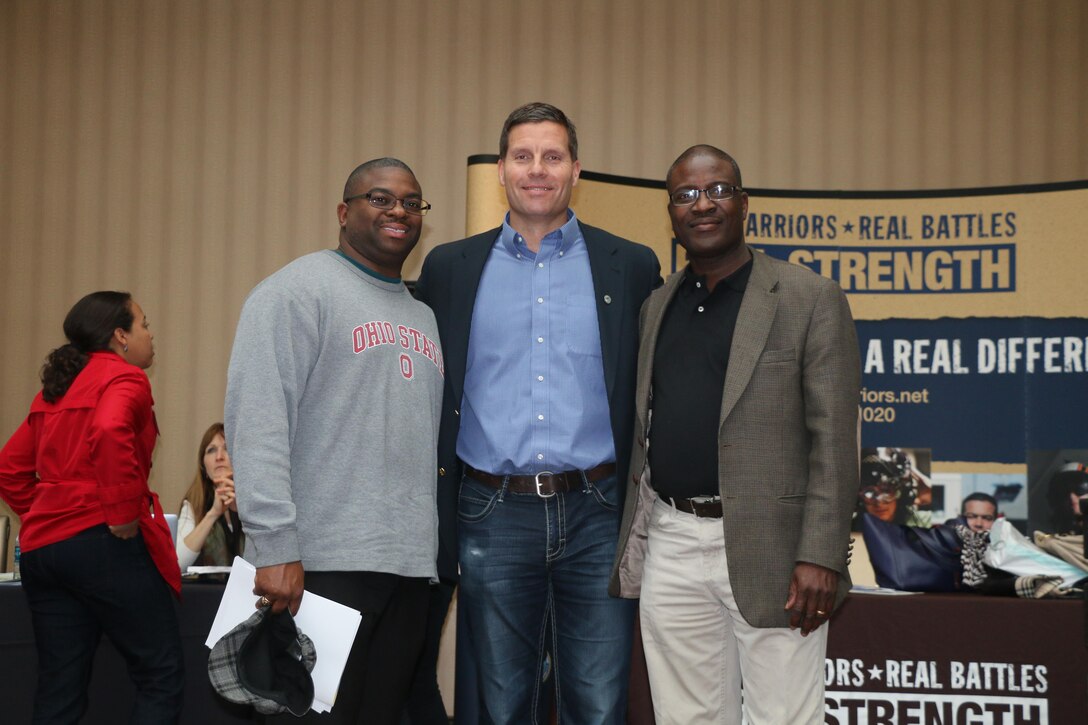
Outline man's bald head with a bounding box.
[343,157,416,200]
[666,145,743,190]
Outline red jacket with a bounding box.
[0,351,181,596]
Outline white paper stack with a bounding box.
[204,557,363,713]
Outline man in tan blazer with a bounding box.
[609,145,860,724]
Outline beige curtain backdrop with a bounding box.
[1,0,1085,558]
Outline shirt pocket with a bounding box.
[560,294,603,357]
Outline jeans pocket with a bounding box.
[457,476,502,524]
[586,480,618,512]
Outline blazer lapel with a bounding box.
[447,230,498,404]
[719,250,779,427]
[584,224,625,399]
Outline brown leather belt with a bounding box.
[464,463,616,497]
[659,493,724,518]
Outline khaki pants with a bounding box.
[640,497,828,725]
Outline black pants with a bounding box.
[266,571,430,725]
[402,581,455,724]
[20,525,184,725]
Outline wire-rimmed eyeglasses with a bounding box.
[669,183,742,207]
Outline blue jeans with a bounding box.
[457,471,635,724]
[20,524,184,724]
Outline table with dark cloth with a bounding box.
[0,579,252,724]
[4,583,1085,723]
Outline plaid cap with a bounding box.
[208,607,317,716]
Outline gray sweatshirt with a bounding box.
[225,250,443,579]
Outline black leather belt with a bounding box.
[659,493,723,518]
[464,463,616,497]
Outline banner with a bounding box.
[466,155,1088,532]
[824,593,1087,725]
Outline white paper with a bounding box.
[186,565,233,575]
[850,584,922,596]
[204,557,363,713]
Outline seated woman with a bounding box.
[176,422,244,569]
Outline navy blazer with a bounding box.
[415,221,661,582]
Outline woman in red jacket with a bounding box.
[0,291,184,724]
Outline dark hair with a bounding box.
[667,144,744,189]
[961,492,998,515]
[343,158,415,200]
[499,102,579,161]
[41,291,134,403]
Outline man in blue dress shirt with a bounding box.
[416,102,660,723]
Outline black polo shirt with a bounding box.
[649,258,753,499]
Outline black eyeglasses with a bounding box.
[344,191,432,216]
[669,183,742,207]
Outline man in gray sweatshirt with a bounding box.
[225,158,443,724]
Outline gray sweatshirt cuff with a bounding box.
[245,527,302,568]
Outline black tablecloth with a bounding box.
[4,582,1085,723]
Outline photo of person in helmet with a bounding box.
[854,447,933,528]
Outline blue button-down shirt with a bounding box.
[457,211,615,474]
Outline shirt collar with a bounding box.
[334,249,402,283]
[499,209,581,260]
[683,256,754,293]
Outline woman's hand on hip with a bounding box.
[109,518,140,539]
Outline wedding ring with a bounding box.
[815,609,827,617]
[258,596,271,608]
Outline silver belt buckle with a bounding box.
[534,471,556,498]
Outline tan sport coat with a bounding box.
[609,248,861,627]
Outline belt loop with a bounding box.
[579,468,591,494]
[498,476,508,502]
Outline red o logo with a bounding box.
[400,354,414,380]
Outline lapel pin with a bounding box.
[603,294,612,304]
